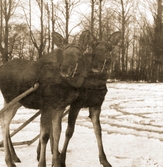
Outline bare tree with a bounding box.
[110,0,136,80]
[0,0,19,64]
[30,0,46,58]
[51,1,55,50]
[20,0,47,59]
[151,0,163,82]
[140,0,163,82]
[91,0,95,36]
[99,0,102,40]
[54,0,80,43]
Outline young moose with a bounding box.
[59,31,121,167]
[37,31,121,167]
[0,30,93,167]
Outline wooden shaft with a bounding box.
[0,82,39,117]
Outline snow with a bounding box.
[0,82,163,167]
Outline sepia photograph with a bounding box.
[0,0,163,167]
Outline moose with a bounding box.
[0,30,93,167]
[59,31,121,167]
[36,31,121,167]
[0,29,121,167]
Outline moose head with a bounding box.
[53,30,93,78]
[91,31,121,73]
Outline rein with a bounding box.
[101,59,107,73]
[71,63,78,78]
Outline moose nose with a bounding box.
[91,67,101,73]
[60,66,72,78]
[61,73,70,78]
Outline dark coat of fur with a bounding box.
[0,50,87,110]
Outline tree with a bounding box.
[53,0,80,43]
[90,0,95,36]
[141,0,163,82]
[99,0,103,40]
[29,0,46,58]
[109,0,137,80]
[0,0,19,64]
[151,0,163,82]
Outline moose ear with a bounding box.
[78,30,94,51]
[108,31,121,49]
[53,32,67,48]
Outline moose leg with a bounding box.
[36,111,43,161]
[50,128,54,154]
[60,106,80,167]
[38,108,52,167]
[37,138,41,161]
[1,102,21,167]
[89,106,112,167]
[8,134,21,162]
[51,107,65,167]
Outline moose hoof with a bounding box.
[61,164,66,167]
[101,162,112,167]
[37,154,40,161]
[14,157,21,163]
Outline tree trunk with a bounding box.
[91,0,95,36]
[0,0,10,64]
[65,0,69,43]
[39,0,44,58]
[51,1,55,51]
[99,0,102,40]
[151,0,162,82]
[120,0,126,80]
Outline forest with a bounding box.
[0,0,163,82]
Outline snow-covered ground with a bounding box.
[0,82,163,167]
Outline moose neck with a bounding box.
[85,71,108,89]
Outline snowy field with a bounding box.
[0,82,163,167]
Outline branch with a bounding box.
[20,2,39,50]
[69,21,82,34]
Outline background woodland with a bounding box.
[0,0,163,82]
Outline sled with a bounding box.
[0,82,39,117]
